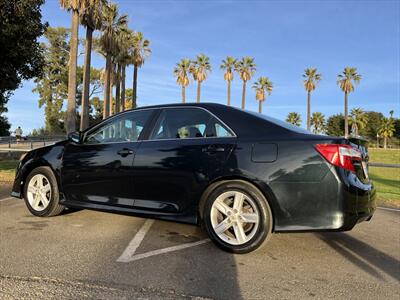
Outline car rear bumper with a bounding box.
[337,170,377,231]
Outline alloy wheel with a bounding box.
[210,191,260,245]
[26,174,52,212]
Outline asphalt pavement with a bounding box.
[0,195,399,299]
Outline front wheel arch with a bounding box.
[20,160,60,197]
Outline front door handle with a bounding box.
[117,148,134,157]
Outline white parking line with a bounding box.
[117,219,155,262]
[124,239,210,262]
[377,206,400,212]
[117,219,210,263]
[0,197,14,202]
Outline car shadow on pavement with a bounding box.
[317,233,400,281]
[92,218,244,300]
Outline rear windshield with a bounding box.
[246,111,312,134]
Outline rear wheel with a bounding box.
[203,180,273,253]
[23,167,64,217]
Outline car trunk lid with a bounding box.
[347,137,370,182]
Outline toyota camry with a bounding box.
[11,103,376,253]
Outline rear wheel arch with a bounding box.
[198,177,277,231]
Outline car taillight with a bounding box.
[315,144,362,172]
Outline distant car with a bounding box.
[11,103,376,253]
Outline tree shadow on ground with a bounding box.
[317,232,400,281]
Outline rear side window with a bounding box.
[150,108,234,140]
[246,111,311,134]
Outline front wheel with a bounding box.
[23,166,64,217]
[203,180,273,253]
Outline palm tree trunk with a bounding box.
[344,91,349,138]
[132,65,138,108]
[307,91,311,131]
[103,54,111,119]
[66,10,79,134]
[227,80,231,106]
[259,101,262,113]
[197,81,201,103]
[384,137,387,149]
[121,64,126,111]
[109,62,114,115]
[115,64,121,114]
[80,26,93,131]
[241,81,246,110]
[182,86,186,103]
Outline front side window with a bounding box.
[150,108,234,140]
[85,110,152,144]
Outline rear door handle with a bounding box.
[202,146,226,153]
[117,148,134,157]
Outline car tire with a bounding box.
[23,166,64,217]
[203,180,273,253]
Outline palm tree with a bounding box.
[109,61,115,115]
[130,31,151,108]
[378,117,395,149]
[252,77,273,113]
[173,58,191,103]
[235,57,256,110]
[190,54,211,103]
[337,67,362,138]
[59,0,81,133]
[310,112,326,134]
[114,61,122,114]
[349,107,368,136]
[286,112,302,126]
[120,60,127,111]
[303,68,321,131]
[220,56,237,106]
[79,0,106,131]
[99,3,127,119]
[115,29,133,112]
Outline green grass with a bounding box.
[369,166,400,207]
[369,148,400,164]
[0,160,19,182]
[368,149,400,207]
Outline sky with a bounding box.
[6,0,400,133]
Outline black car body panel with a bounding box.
[11,103,376,231]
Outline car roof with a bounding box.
[111,102,316,139]
[130,102,227,111]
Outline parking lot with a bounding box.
[0,194,399,299]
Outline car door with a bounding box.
[132,107,236,215]
[61,109,154,207]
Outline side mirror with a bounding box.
[68,131,81,144]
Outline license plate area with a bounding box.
[361,161,369,180]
